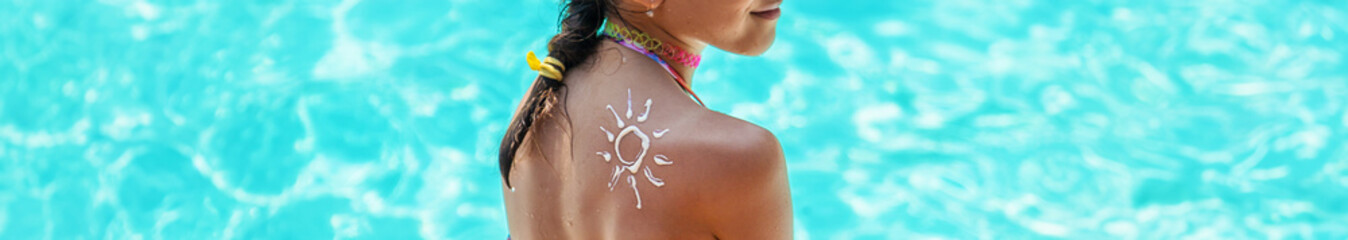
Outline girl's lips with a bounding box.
[752,8,781,20]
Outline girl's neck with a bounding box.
[606,21,704,85]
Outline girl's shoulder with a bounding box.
[663,110,792,238]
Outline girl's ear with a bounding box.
[621,0,664,12]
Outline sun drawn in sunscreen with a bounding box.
[596,89,674,209]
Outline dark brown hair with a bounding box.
[498,0,620,187]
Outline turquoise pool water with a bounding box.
[4,0,1348,239]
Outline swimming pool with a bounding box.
[3,0,1347,239]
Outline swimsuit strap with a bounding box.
[608,37,706,106]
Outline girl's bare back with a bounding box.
[502,42,792,239]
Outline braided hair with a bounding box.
[499,0,623,187]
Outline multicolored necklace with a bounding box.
[602,22,702,68]
[602,22,705,106]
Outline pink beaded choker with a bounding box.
[602,22,702,68]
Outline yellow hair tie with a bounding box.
[526,51,565,81]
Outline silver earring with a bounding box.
[647,0,656,17]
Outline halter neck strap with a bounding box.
[608,37,705,107]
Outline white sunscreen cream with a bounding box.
[595,89,673,209]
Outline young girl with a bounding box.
[499,0,791,238]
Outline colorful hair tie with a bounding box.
[526,51,565,81]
